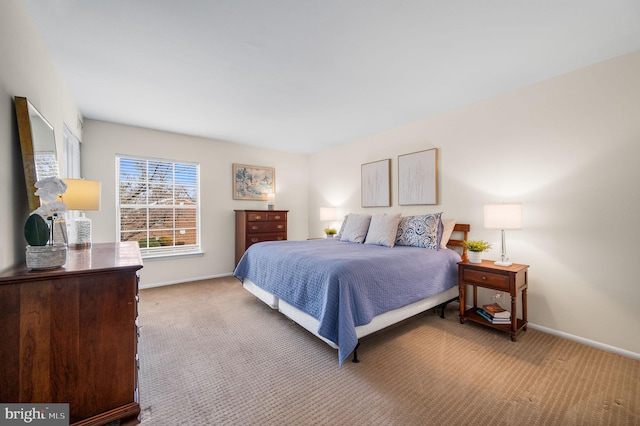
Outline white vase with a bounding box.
[468,251,483,264]
[26,244,67,270]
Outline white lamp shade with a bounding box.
[320,207,338,221]
[484,203,522,230]
[267,192,276,203]
[59,179,101,211]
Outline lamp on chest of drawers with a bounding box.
[484,203,522,267]
[58,179,101,249]
[267,192,276,210]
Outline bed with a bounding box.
[233,213,469,364]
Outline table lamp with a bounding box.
[320,207,338,237]
[59,179,101,249]
[267,192,276,210]
[484,203,522,266]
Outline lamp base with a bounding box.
[494,260,513,267]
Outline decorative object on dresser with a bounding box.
[232,163,275,200]
[484,203,523,266]
[235,210,288,266]
[0,242,143,426]
[461,239,492,264]
[398,148,438,205]
[361,159,391,207]
[458,259,529,341]
[57,178,102,249]
[24,177,68,270]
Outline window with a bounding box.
[116,155,200,257]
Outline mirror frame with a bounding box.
[15,96,56,212]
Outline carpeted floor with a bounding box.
[137,277,639,425]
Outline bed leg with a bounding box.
[352,342,361,363]
[437,297,460,319]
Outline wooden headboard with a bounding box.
[447,223,470,262]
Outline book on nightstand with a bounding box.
[482,303,511,319]
[477,309,512,324]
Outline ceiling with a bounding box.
[23,0,640,154]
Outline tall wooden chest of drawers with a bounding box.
[235,209,288,266]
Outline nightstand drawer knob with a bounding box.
[482,276,487,280]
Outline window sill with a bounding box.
[141,250,204,261]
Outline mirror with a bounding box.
[15,96,59,212]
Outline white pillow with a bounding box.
[440,218,456,249]
[335,215,348,239]
[364,214,402,247]
[340,214,372,243]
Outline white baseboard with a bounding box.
[527,322,640,361]
[459,301,639,361]
[138,272,234,289]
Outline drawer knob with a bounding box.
[255,215,262,220]
[482,276,487,280]
[251,238,258,242]
[277,236,283,240]
[252,226,259,230]
[277,225,283,229]
[274,215,281,219]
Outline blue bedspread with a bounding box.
[233,238,460,364]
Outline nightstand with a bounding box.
[458,260,529,341]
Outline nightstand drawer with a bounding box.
[462,269,509,290]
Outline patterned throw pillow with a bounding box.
[395,212,443,250]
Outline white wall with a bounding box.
[1,0,82,271]
[81,120,309,286]
[309,51,640,357]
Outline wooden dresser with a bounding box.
[0,242,143,426]
[235,209,288,266]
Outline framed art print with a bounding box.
[361,159,391,207]
[398,148,438,205]
[232,163,275,200]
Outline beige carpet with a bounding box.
[137,277,639,425]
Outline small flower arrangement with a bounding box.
[462,239,492,252]
[324,227,337,237]
[24,177,67,246]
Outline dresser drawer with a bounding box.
[462,268,509,290]
[247,212,268,221]
[247,222,286,233]
[266,212,286,221]
[246,233,286,247]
